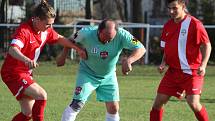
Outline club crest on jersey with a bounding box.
[75,86,82,95]
[181,29,187,36]
[131,38,140,45]
[100,51,108,59]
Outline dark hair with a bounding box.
[33,0,56,20]
[166,0,189,13]
[166,0,187,4]
[98,19,118,32]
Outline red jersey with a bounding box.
[160,15,210,75]
[1,18,59,76]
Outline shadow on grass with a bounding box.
[200,98,215,103]
[168,98,215,104]
[121,97,215,104]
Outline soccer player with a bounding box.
[150,0,212,121]
[57,19,146,121]
[0,1,86,121]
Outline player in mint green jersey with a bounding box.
[57,19,146,121]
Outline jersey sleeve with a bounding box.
[10,26,27,50]
[160,24,167,48]
[196,22,210,44]
[120,28,143,50]
[46,28,59,44]
[71,28,87,44]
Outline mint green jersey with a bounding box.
[73,26,143,78]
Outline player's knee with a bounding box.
[186,96,202,111]
[69,99,84,112]
[153,94,170,109]
[107,104,119,114]
[22,110,32,117]
[153,100,166,109]
[37,88,47,100]
[107,108,118,114]
[187,101,202,111]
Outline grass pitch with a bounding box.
[0,61,214,121]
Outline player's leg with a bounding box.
[97,73,120,121]
[61,72,97,121]
[24,82,47,121]
[105,101,120,121]
[150,93,170,121]
[186,95,209,121]
[12,96,35,121]
[1,73,45,121]
[185,73,209,121]
[150,68,180,121]
[61,99,85,121]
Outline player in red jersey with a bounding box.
[150,0,212,121]
[0,1,86,121]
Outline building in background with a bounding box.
[0,0,26,23]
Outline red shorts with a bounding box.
[1,72,34,100]
[158,68,204,99]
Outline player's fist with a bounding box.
[77,48,88,60]
[25,60,39,69]
[197,66,206,76]
[158,64,165,74]
[121,57,132,75]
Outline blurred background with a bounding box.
[0,0,214,64]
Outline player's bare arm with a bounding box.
[198,42,212,76]
[56,47,69,66]
[122,47,146,75]
[57,35,87,60]
[8,46,38,69]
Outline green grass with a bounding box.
[0,61,215,121]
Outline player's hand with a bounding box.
[25,60,39,69]
[56,48,69,67]
[77,48,88,60]
[121,57,132,75]
[56,54,66,66]
[158,64,165,74]
[197,65,206,76]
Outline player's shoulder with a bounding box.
[189,15,204,27]
[163,19,174,28]
[79,26,97,35]
[19,22,29,30]
[80,26,97,32]
[189,16,204,29]
[15,20,32,35]
[117,28,132,36]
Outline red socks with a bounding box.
[195,106,209,121]
[12,100,47,121]
[149,106,209,121]
[32,100,47,121]
[150,108,163,121]
[12,112,31,121]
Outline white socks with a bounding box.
[61,106,79,121]
[106,112,120,121]
[61,106,120,121]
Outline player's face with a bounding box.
[34,17,55,32]
[100,22,117,43]
[39,18,55,31]
[167,1,185,21]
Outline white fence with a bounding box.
[0,21,215,64]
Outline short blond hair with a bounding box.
[33,0,56,20]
